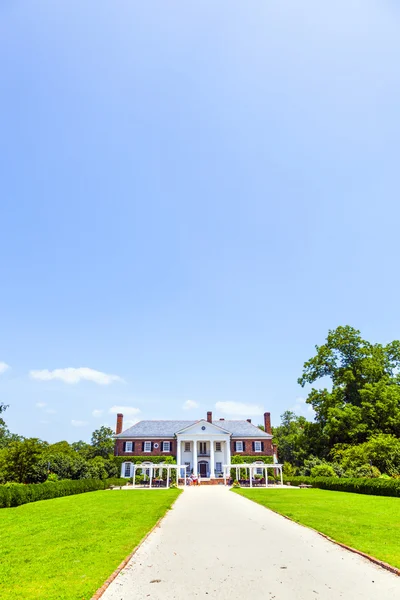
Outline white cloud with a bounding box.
[215,401,264,417]
[182,400,199,410]
[92,409,104,418]
[30,367,124,385]
[0,362,10,374]
[291,397,315,417]
[109,405,141,416]
[36,402,47,408]
[71,419,88,427]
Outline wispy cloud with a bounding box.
[30,367,124,385]
[0,362,10,374]
[36,402,47,408]
[109,405,140,416]
[92,409,104,418]
[182,400,199,410]
[290,397,315,417]
[71,419,88,427]
[215,401,264,417]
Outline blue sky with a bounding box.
[1,1,400,442]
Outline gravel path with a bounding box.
[101,486,400,600]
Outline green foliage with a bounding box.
[91,426,115,458]
[113,455,177,468]
[331,434,400,476]
[230,455,273,464]
[0,478,127,508]
[310,463,336,477]
[2,438,49,483]
[298,326,400,447]
[283,476,400,497]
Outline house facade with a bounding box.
[114,410,277,480]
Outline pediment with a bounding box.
[176,419,230,436]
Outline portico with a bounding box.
[176,420,231,478]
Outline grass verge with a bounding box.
[233,488,400,569]
[0,488,181,600]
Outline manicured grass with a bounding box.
[233,488,400,569]
[0,489,181,600]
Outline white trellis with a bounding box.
[126,462,188,488]
[222,462,284,487]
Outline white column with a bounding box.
[265,466,268,487]
[177,438,181,479]
[250,466,253,487]
[226,438,231,468]
[280,467,283,486]
[133,465,136,487]
[210,440,215,478]
[193,439,198,476]
[166,468,170,488]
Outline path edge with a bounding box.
[231,489,400,577]
[91,489,184,600]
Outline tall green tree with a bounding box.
[298,325,400,447]
[91,426,114,458]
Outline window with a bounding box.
[255,462,263,475]
[124,441,133,452]
[184,461,191,474]
[162,441,171,452]
[199,442,207,455]
[184,442,191,452]
[124,463,131,477]
[216,462,222,474]
[144,441,152,452]
[254,441,262,452]
[235,441,243,452]
[215,442,221,452]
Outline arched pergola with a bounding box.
[123,462,188,488]
[222,462,283,486]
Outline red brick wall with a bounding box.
[114,439,176,457]
[231,439,273,456]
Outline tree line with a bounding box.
[0,409,118,483]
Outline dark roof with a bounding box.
[116,419,271,438]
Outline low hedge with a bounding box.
[284,476,400,498]
[0,478,127,509]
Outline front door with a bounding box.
[199,462,208,477]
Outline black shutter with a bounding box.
[142,442,145,451]
[132,441,135,452]
[151,442,154,451]
[123,442,126,452]
[252,442,255,451]
[242,441,246,452]
[261,442,264,451]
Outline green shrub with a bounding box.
[0,478,126,509]
[310,464,337,478]
[283,476,400,498]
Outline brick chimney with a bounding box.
[247,418,252,423]
[116,413,123,434]
[264,412,271,434]
[207,411,212,423]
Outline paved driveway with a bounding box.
[102,486,400,600]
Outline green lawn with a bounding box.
[233,488,400,569]
[0,489,181,600]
